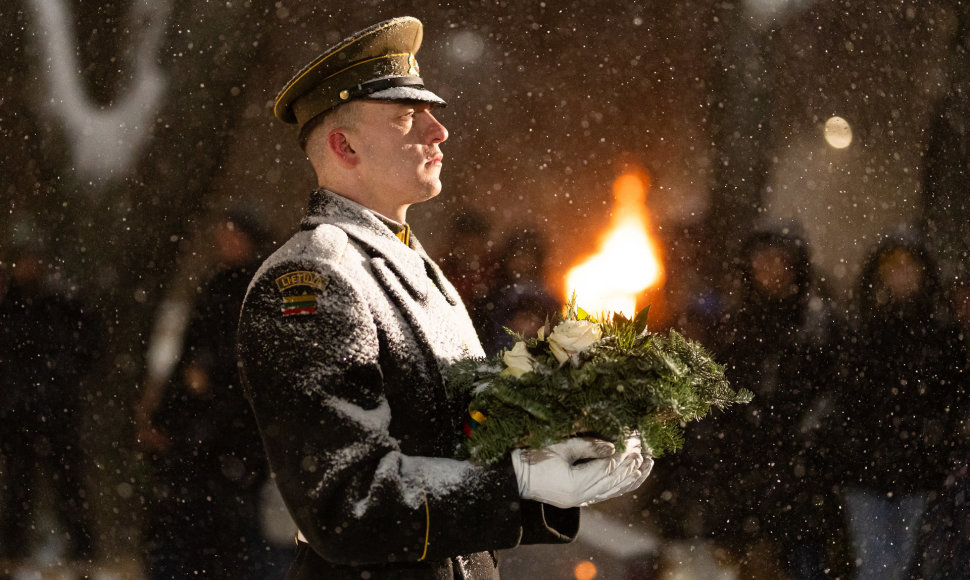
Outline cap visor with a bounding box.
[364,86,446,106]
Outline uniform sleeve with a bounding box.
[238,261,543,566]
[519,501,580,544]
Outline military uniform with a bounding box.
[239,17,580,578]
[238,190,578,579]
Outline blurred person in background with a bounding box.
[0,244,102,568]
[838,238,965,580]
[136,210,291,579]
[909,277,970,579]
[714,230,845,579]
[475,229,560,356]
[644,229,845,579]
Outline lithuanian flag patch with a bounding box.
[281,294,317,317]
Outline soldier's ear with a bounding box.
[327,129,359,168]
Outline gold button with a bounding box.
[339,90,350,100]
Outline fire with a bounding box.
[565,169,663,318]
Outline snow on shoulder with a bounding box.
[245,224,350,298]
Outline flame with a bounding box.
[565,170,663,318]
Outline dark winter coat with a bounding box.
[154,263,267,495]
[647,231,844,552]
[147,262,270,579]
[713,232,843,542]
[0,281,101,428]
[238,190,578,580]
[840,239,966,496]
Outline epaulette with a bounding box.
[304,223,350,268]
[262,225,350,319]
[243,224,349,304]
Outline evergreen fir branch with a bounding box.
[444,303,752,465]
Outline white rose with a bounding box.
[547,320,603,365]
[502,341,536,378]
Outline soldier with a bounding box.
[237,17,651,579]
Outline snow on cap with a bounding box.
[274,16,446,129]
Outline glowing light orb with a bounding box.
[574,560,597,580]
[824,116,853,149]
[449,31,485,62]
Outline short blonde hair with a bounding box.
[299,102,360,151]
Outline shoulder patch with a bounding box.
[276,270,330,317]
[276,270,329,292]
[281,293,319,316]
[246,222,349,318]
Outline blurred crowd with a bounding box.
[645,226,970,580]
[0,212,295,579]
[2,207,970,580]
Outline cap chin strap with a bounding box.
[340,76,428,102]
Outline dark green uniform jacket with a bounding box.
[238,190,578,579]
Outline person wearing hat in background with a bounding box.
[237,16,651,579]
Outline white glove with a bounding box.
[511,435,653,509]
[602,435,653,501]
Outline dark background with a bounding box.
[0,0,967,566]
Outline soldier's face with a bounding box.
[352,101,449,207]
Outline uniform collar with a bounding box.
[302,190,410,265]
[303,187,413,241]
[301,189,459,305]
[372,212,413,248]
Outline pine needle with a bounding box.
[445,301,753,465]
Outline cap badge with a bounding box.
[408,53,420,76]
